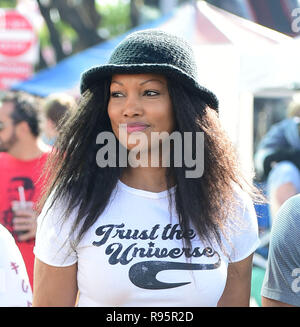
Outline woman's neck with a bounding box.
[120,166,175,193]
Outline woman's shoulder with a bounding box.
[231,182,255,212]
[38,190,77,226]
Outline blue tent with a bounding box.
[11,13,176,97]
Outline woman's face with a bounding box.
[108,73,175,153]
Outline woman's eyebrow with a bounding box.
[110,79,165,86]
[140,79,165,85]
[111,80,123,86]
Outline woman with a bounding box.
[33,30,260,307]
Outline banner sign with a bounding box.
[0,10,38,90]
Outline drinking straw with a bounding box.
[18,186,26,208]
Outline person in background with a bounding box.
[0,91,50,289]
[41,93,76,146]
[254,96,300,222]
[261,194,300,307]
[0,224,32,307]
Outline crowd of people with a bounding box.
[0,29,299,307]
[254,96,300,307]
[0,91,75,306]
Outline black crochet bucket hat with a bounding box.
[80,29,219,111]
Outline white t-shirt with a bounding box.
[0,225,32,307]
[34,181,260,307]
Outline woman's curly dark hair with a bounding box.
[38,77,262,257]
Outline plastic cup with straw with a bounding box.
[11,186,33,237]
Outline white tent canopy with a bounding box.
[182,1,292,176]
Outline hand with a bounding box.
[12,208,37,242]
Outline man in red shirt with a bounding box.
[0,92,50,289]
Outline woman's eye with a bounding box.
[110,92,123,98]
[144,90,159,96]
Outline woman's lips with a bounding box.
[126,123,150,133]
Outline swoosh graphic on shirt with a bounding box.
[128,258,221,290]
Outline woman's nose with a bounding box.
[122,95,143,117]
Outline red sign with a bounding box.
[0,10,36,57]
[0,62,32,89]
[0,10,38,90]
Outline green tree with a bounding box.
[36,0,140,70]
[36,0,103,68]
[34,0,191,70]
[0,0,17,7]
